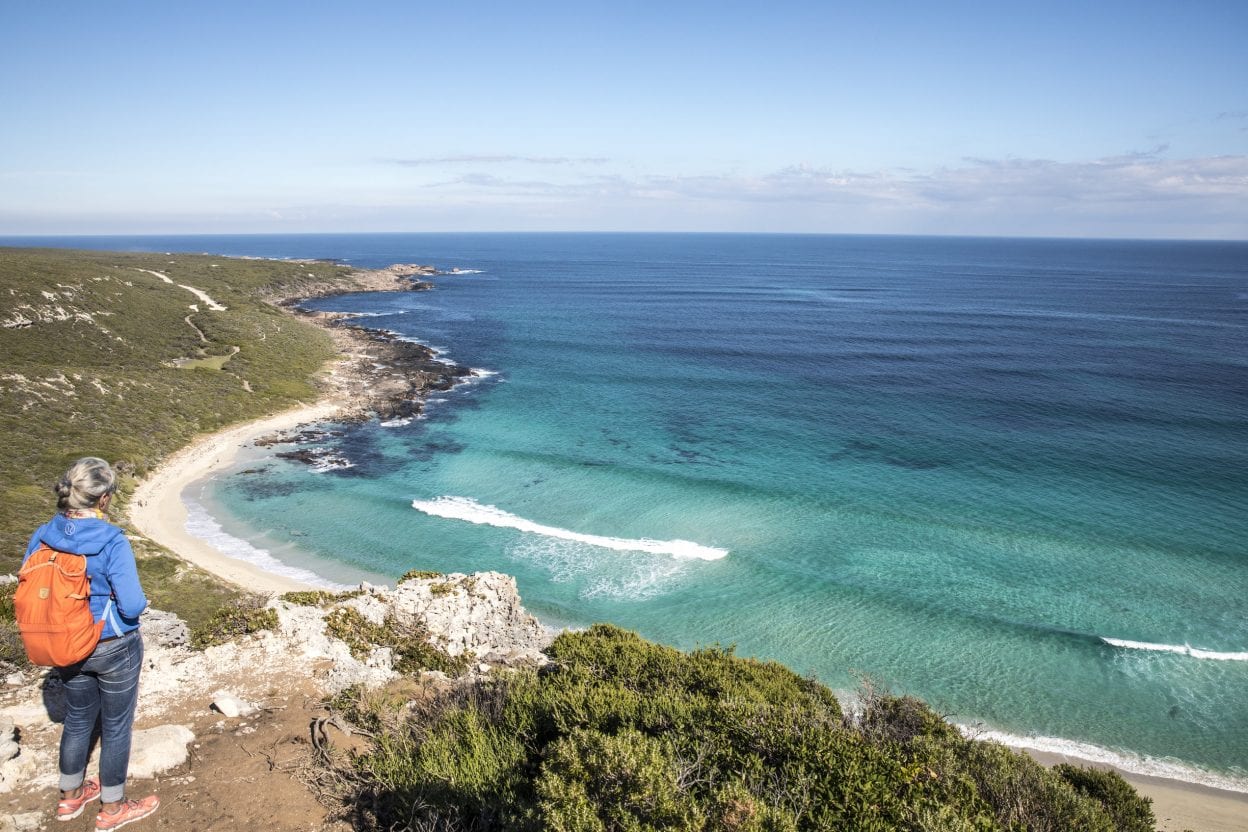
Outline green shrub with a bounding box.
[1054,764,1155,832]
[0,580,25,669]
[280,588,364,606]
[325,625,1151,832]
[536,728,696,831]
[324,606,466,676]
[957,742,1115,832]
[397,569,443,583]
[190,603,278,649]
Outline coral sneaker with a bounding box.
[57,777,101,820]
[95,795,160,830]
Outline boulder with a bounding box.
[141,608,190,649]
[124,724,195,779]
[0,811,41,832]
[211,692,256,719]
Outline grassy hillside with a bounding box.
[0,246,354,649]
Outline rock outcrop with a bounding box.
[0,570,552,803]
[275,571,551,694]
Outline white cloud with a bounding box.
[4,152,1245,238]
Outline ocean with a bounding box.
[9,232,1247,789]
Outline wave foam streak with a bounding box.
[410,496,728,560]
[1101,637,1248,662]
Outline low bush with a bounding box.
[327,625,1152,832]
[190,602,278,649]
[280,588,365,606]
[1054,764,1155,832]
[0,580,24,669]
[324,607,466,677]
[397,569,443,583]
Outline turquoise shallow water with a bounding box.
[13,233,1247,787]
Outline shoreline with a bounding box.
[1027,751,1248,832]
[129,400,338,594]
[122,262,1248,830]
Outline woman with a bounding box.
[23,457,160,829]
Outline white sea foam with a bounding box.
[508,538,686,601]
[309,456,353,473]
[410,496,728,561]
[444,268,484,275]
[380,417,414,427]
[961,726,1248,794]
[183,497,346,589]
[1100,637,1248,661]
[339,310,408,318]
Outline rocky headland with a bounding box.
[0,572,550,831]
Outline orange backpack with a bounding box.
[14,543,108,667]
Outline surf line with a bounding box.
[1100,637,1248,662]
[411,496,728,561]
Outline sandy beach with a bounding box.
[128,400,338,593]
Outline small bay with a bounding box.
[14,232,1247,788]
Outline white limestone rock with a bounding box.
[211,692,256,719]
[124,724,195,779]
[140,608,190,649]
[388,571,551,658]
[0,810,42,832]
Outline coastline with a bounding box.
[129,400,338,593]
[126,261,461,592]
[1027,751,1248,832]
[120,262,1248,831]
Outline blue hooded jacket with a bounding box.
[24,514,147,640]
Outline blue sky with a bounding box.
[2,1,1245,238]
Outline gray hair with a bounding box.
[55,457,117,511]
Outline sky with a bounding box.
[1,1,1246,238]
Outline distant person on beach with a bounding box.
[23,457,160,829]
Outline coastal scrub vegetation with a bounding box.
[189,599,279,649]
[327,624,1155,832]
[0,246,361,665]
[324,606,467,677]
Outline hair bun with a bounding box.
[54,479,73,498]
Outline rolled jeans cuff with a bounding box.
[101,783,126,803]
[59,770,85,792]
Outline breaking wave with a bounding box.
[1100,637,1248,662]
[410,496,728,560]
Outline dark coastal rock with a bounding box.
[261,261,483,430]
[255,428,345,448]
[328,324,473,421]
[275,447,352,471]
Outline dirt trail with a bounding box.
[133,269,228,311]
[2,663,350,832]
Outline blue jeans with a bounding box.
[56,629,143,803]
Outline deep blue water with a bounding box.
[8,233,1247,788]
